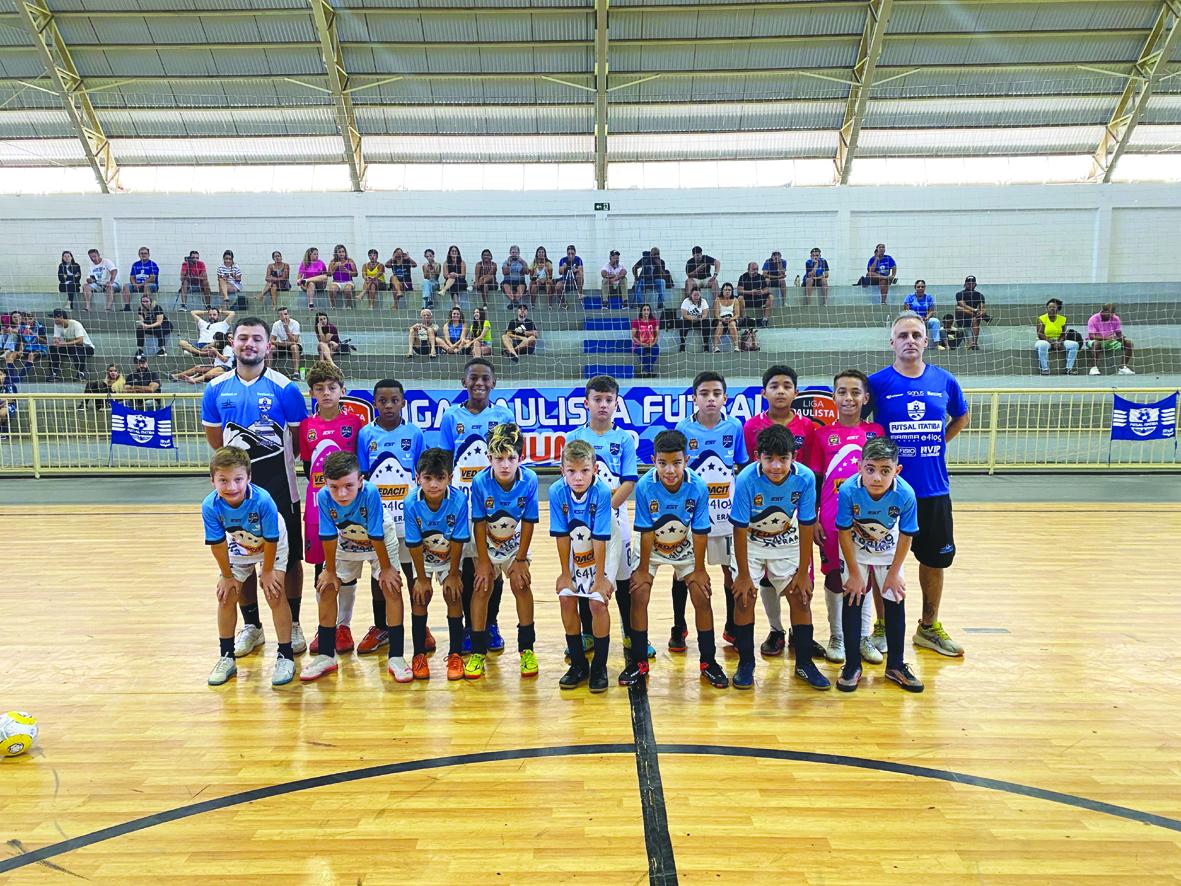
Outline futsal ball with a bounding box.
[0,711,38,757]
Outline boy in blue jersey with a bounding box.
[626,431,728,689]
[202,447,295,688]
[675,370,748,652]
[404,448,471,682]
[439,357,514,653]
[549,439,616,693]
[305,452,408,683]
[730,425,827,690]
[836,437,923,693]
[469,423,540,680]
[356,378,428,655]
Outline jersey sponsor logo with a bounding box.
[753,493,764,507]
[652,514,691,560]
[485,496,495,510]
[311,471,325,487]
[907,400,926,420]
[369,440,378,452]
[460,466,481,483]
[707,482,729,500]
[455,423,465,435]
[888,420,942,435]
[898,446,917,457]
[921,445,942,456]
[649,500,660,514]
[748,507,798,548]
[688,438,698,450]
[378,483,409,500]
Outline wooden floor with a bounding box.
[3,502,1181,884]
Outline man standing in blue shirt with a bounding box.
[865,243,897,304]
[868,311,970,657]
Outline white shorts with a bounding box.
[707,535,735,568]
[839,560,903,603]
[336,524,400,585]
[229,536,290,582]
[746,549,799,593]
[648,557,695,581]
[396,530,411,565]
[489,552,530,578]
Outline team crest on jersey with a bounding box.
[517,497,526,509]
[341,425,353,439]
[446,514,456,528]
[790,491,801,504]
[415,516,423,528]
[400,438,412,451]
[330,508,338,520]
[888,505,900,518]
[753,493,764,507]
[907,400,926,420]
[867,430,879,439]
[257,395,273,415]
[485,496,495,510]
[609,442,621,456]
[686,499,696,513]
[456,423,465,435]
[688,439,698,450]
[561,503,569,516]
[369,440,378,452]
[589,503,598,516]
[829,434,840,446]
[722,435,734,448]
[649,500,659,514]
[306,429,317,442]
[248,512,259,523]
[360,506,367,519]
[852,504,860,516]
[794,434,804,447]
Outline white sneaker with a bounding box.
[233,624,264,657]
[272,655,296,686]
[300,653,339,682]
[388,656,413,683]
[1088,366,1101,376]
[291,623,307,655]
[860,637,884,665]
[208,654,237,686]
[825,635,845,663]
[1117,365,1135,375]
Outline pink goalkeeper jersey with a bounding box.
[299,411,365,564]
[742,411,816,466]
[807,419,885,574]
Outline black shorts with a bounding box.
[912,494,955,569]
[281,499,303,571]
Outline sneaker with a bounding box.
[1117,365,1135,375]
[700,660,729,689]
[487,623,505,653]
[871,619,887,653]
[836,665,862,693]
[885,662,925,692]
[647,642,657,660]
[825,635,845,663]
[520,649,539,678]
[913,621,964,657]
[794,661,832,690]
[1089,366,1101,376]
[464,652,486,680]
[733,660,755,690]
[208,654,237,686]
[336,625,354,653]
[722,629,736,647]
[1039,369,1050,376]
[461,630,472,655]
[310,630,320,654]
[860,637,884,665]
[618,659,649,687]
[760,629,786,657]
[808,638,827,660]
[668,626,688,653]
[559,665,588,689]
[299,654,339,682]
[291,623,307,655]
[583,633,595,654]
[388,656,413,683]
[588,669,609,693]
[412,652,430,680]
[233,624,265,657]
[424,627,437,653]
[446,652,465,681]
[271,655,295,686]
[357,626,389,654]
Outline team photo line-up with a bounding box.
[202,308,967,694]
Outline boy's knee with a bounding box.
[589,599,608,617]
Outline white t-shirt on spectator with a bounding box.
[197,317,230,345]
[681,297,709,320]
[601,262,626,279]
[53,319,94,348]
[271,319,301,342]
[214,345,235,370]
[217,264,241,282]
[89,259,117,285]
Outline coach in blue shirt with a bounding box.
[865,243,897,304]
[127,246,160,298]
[869,311,969,659]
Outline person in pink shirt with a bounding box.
[1086,303,1135,376]
[297,247,329,310]
[807,369,886,666]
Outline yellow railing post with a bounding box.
[27,395,42,479]
[985,391,1000,476]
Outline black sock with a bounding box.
[884,598,906,669]
[277,641,294,661]
[671,579,688,631]
[411,613,428,655]
[388,625,405,658]
[488,578,503,626]
[737,623,755,665]
[241,603,262,629]
[460,558,475,628]
[369,577,387,630]
[592,635,610,675]
[631,629,649,666]
[698,629,716,664]
[793,623,814,669]
[614,579,633,636]
[724,582,736,635]
[518,622,536,652]
[472,629,489,655]
[566,633,588,669]
[314,562,323,582]
[578,597,593,635]
[317,625,336,658]
[842,593,863,669]
[447,615,465,655]
[288,595,301,623]
[219,637,234,657]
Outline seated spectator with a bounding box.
[632,247,667,309]
[83,247,121,312]
[473,249,498,308]
[0,392,10,438]
[502,305,538,364]
[631,303,659,378]
[2,311,24,385]
[712,282,743,353]
[15,311,47,375]
[441,245,468,307]
[406,308,438,359]
[327,244,357,309]
[762,251,787,303]
[954,275,990,350]
[864,243,896,304]
[57,251,82,310]
[49,309,94,381]
[385,247,417,310]
[134,294,171,356]
[677,288,710,353]
[79,363,125,410]
[803,247,829,305]
[312,311,343,367]
[436,307,470,355]
[941,314,963,350]
[171,333,233,384]
[684,246,720,300]
[501,245,529,308]
[1035,298,1079,376]
[179,307,234,356]
[179,250,211,309]
[259,250,290,309]
[296,247,328,310]
[216,250,243,308]
[124,352,162,395]
[1086,303,1134,376]
[529,247,553,306]
[419,249,440,310]
[360,249,386,309]
[467,306,493,357]
[737,262,772,326]
[903,280,944,350]
[600,250,628,304]
[556,244,583,308]
[269,306,303,380]
[127,247,160,302]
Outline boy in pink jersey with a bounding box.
[807,369,886,666]
[299,362,366,654]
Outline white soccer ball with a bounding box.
[0,711,38,757]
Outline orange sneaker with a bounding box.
[335,625,355,653]
[357,626,388,655]
[446,652,465,681]
[424,626,437,653]
[411,652,430,680]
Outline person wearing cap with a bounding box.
[125,353,162,394]
[1086,303,1135,376]
[865,243,897,304]
[954,276,989,351]
[684,246,720,300]
[48,309,94,381]
[600,250,629,305]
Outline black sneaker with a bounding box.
[788,629,827,661]
[588,669,609,693]
[836,665,862,693]
[559,665,588,690]
[699,660,729,689]
[885,662,925,693]
[618,660,649,687]
[668,625,687,653]
[760,629,786,657]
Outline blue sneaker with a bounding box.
[795,661,832,691]
[647,643,656,660]
[487,622,505,654]
[461,629,472,655]
[733,660,755,690]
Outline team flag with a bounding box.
[110,400,175,450]
[1110,393,1177,442]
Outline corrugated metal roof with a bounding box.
[1128,124,1181,150]
[356,103,589,134]
[611,129,837,161]
[0,138,87,165]
[1143,94,1181,126]
[613,99,845,133]
[111,135,344,163]
[867,95,1117,128]
[0,109,73,138]
[880,33,1146,67]
[859,125,1104,156]
[889,1,1161,34]
[365,133,591,162]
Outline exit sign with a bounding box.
[594,202,610,211]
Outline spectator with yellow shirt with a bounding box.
[1034,298,1079,376]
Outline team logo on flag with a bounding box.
[110,401,174,450]
[1111,393,1177,441]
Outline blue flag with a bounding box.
[110,400,174,450]
[1111,393,1177,442]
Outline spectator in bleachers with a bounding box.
[601,250,628,304]
[437,307,470,356]
[79,362,125,410]
[631,303,659,378]
[269,306,304,379]
[684,246,720,300]
[406,308,439,359]
[556,244,583,308]
[954,275,989,351]
[529,246,554,306]
[180,307,234,358]
[762,251,787,304]
[259,251,290,309]
[297,247,329,310]
[127,247,159,302]
[134,294,171,357]
[58,251,82,310]
[677,287,710,353]
[712,282,743,353]
[737,261,772,327]
[865,243,896,304]
[1086,303,1135,376]
[385,247,417,310]
[216,250,243,308]
[179,250,211,309]
[419,248,440,309]
[903,280,944,351]
[171,332,233,384]
[468,306,493,357]
[2,312,24,384]
[502,304,539,364]
[441,245,468,307]
[501,245,529,308]
[16,311,47,374]
[632,247,667,310]
[803,247,829,305]
[48,309,94,381]
[473,249,498,308]
[83,247,121,312]
[313,311,343,366]
[327,244,357,309]
[1034,298,1080,376]
[361,249,386,309]
[124,353,161,395]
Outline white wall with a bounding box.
[1,182,1178,292]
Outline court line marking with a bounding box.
[628,683,678,885]
[3,743,1180,874]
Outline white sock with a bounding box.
[759,583,784,634]
[825,588,842,642]
[862,593,875,638]
[336,583,356,627]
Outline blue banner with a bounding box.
[110,400,175,450]
[1111,393,1177,442]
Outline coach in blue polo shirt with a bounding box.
[869,310,969,658]
[866,243,897,305]
[127,246,160,299]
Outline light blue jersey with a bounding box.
[566,423,639,577]
[357,420,424,535]
[730,462,817,557]
[835,474,918,566]
[317,481,390,561]
[634,468,710,565]
[549,477,613,589]
[202,483,283,564]
[675,414,748,537]
[438,401,514,488]
[471,466,540,563]
[404,485,470,573]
